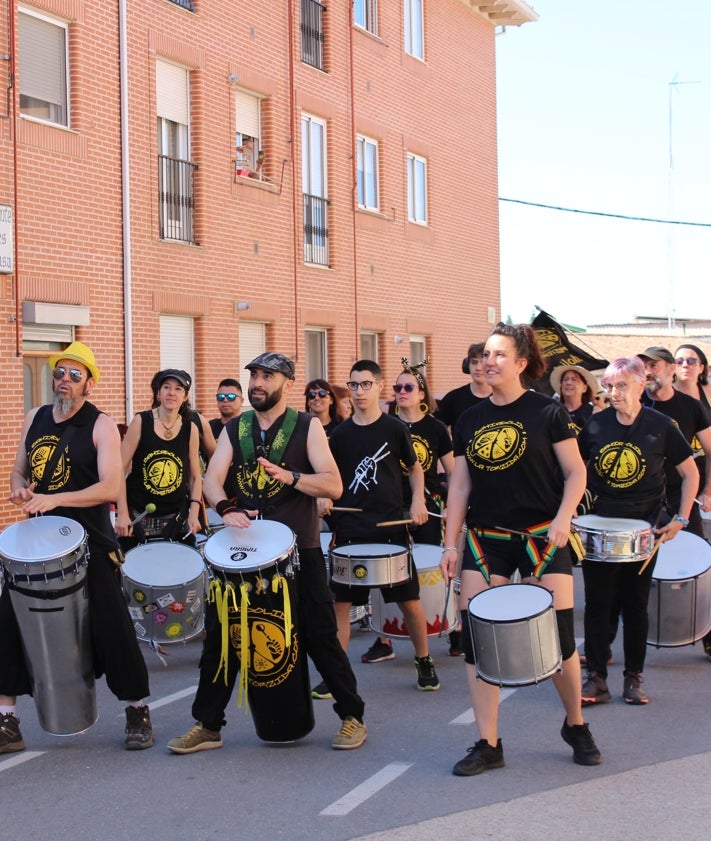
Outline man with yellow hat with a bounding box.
[0,341,154,753]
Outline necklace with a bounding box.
[155,411,178,439]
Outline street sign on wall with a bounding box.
[0,205,13,274]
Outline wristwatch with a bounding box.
[673,515,689,527]
[290,471,301,488]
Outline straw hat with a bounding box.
[48,341,101,382]
[549,364,598,397]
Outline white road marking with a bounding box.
[320,762,413,816]
[0,751,45,773]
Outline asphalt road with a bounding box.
[2,566,710,841]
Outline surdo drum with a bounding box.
[467,583,562,687]
[121,542,207,643]
[0,516,97,735]
[647,531,711,647]
[203,521,314,742]
[369,544,459,638]
[330,543,410,587]
[572,515,654,563]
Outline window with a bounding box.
[18,9,68,126]
[404,0,424,60]
[235,90,266,180]
[354,0,377,35]
[407,152,427,224]
[302,114,329,266]
[409,335,426,366]
[301,0,326,70]
[239,321,266,407]
[360,331,379,363]
[305,329,328,381]
[168,0,196,10]
[156,59,197,243]
[356,136,379,211]
[160,314,195,384]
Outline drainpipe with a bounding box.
[347,5,358,355]
[287,0,299,360]
[118,0,133,420]
[7,0,20,356]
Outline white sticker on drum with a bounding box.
[156,593,176,608]
[128,607,144,621]
[134,622,147,637]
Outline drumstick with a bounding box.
[638,536,666,575]
[330,507,363,512]
[130,503,156,527]
[494,525,548,539]
[376,518,415,527]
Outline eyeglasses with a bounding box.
[593,393,609,403]
[53,366,85,383]
[346,380,375,392]
[307,389,329,399]
[216,393,241,402]
[601,382,630,393]
[393,383,417,393]
[675,357,699,366]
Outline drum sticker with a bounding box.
[128,606,144,621]
[228,607,299,689]
[165,622,184,639]
[132,588,147,603]
[190,598,202,615]
[156,593,176,608]
[353,564,369,581]
[169,600,186,613]
[186,588,198,603]
[154,611,168,626]
[134,622,147,637]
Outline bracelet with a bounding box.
[215,499,238,517]
[673,515,689,527]
[190,498,201,506]
[442,546,458,552]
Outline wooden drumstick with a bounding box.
[330,507,363,512]
[638,536,665,575]
[377,518,415,527]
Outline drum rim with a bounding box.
[331,543,409,561]
[0,516,87,563]
[468,582,553,623]
[205,543,296,574]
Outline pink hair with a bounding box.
[601,357,646,388]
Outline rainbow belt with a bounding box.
[466,521,557,582]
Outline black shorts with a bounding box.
[462,533,574,579]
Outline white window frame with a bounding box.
[354,0,378,35]
[407,152,427,224]
[356,135,379,211]
[18,7,69,127]
[239,321,266,407]
[359,331,379,363]
[305,328,328,382]
[404,0,424,61]
[302,114,327,199]
[160,314,195,388]
[235,89,263,178]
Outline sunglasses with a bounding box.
[393,383,417,393]
[675,357,699,366]
[53,366,85,383]
[308,389,329,399]
[216,393,241,402]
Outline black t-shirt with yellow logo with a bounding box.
[453,390,575,530]
[578,406,693,520]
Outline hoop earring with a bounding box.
[394,406,400,416]
[419,402,429,414]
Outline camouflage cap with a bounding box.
[245,352,296,380]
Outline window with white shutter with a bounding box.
[18,8,68,126]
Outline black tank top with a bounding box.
[26,402,118,550]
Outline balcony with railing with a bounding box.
[301,0,325,70]
[303,194,329,266]
[158,155,198,244]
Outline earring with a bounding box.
[419,402,429,414]
[394,405,400,416]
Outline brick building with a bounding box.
[0,0,537,525]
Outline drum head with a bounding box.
[331,543,407,560]
[469,583,553,622]
[123,542,204,586]
[0,516,85,563]
[573,515,650,532]
[653,531,711,580]
[204,520,295,572]
[412,543,444,570]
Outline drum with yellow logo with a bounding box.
[203,521,314,742]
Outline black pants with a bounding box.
[192,546,364,730]
[0,544,150,701]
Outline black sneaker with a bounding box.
[622,671,649,705]
[561,719,602,766]
[311,680,333,700]
[361,638,395,663]
[415,655,440,691]
[581,671,611,706]
[0,713,25,754]
[452,739,505,776]
[125,705,154,750]
[702,631,711,661]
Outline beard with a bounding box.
[248,383,283,411]
[645,377,663,395]
[52,384,89,417]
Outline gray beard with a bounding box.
[53,391,76,418]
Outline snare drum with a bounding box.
[122,542,207,643]
[647,531,711,647]
[330,543,410,587]
[203,521,314,743]
[370,544,458,638]
[320,533,367,624]
[573,515,653,563]
[0,516,97,736]
[467,583,561,687]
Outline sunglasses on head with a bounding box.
[393,383,417,393]
[308,389,329,399]
[53,366,85,383]
[216,392,240,402]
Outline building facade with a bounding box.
[0,0,536,525]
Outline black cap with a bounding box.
[245,352,296,380]
[155,369,192,390]
[637,347,675,365]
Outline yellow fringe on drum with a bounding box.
[210,579,239,688]
[272,574,292,648]
[236,582,251,713]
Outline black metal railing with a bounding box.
[303,193,329,266]
[301,0,325,70]
[168,0,196,11]
[158,155,198,244]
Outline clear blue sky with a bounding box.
[496,0,711,328]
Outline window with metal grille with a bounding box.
[301,0,325,70]
[302,114,329,265]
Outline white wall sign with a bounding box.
[0,205,14,274]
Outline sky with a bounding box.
[495,0,711,328]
